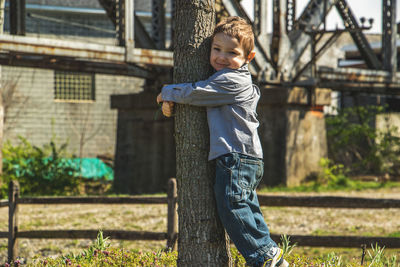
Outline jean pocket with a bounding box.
[216,153,238,170]
[238,158,264,191]
[230,158,263,203]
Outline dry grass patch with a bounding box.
[0,187,399,263]
[0,204,167,262]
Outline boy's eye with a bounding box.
[213,47,220,51]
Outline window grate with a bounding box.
[54,71,95,102]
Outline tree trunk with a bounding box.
[173,1,230,266]
[0,0,5,178]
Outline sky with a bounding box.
[240,0,399,34]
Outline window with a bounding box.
[54,71,95,102]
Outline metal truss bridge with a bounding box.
[1,0,400,95]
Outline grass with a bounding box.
[5,233,398,266]
[293,247,400,265]
[259,180,400,193]
[389,232,400,238]
[312,228,337,236]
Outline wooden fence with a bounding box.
[1,179,400,263]
[1,179,178,263]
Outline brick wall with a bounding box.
[2,67,144,158]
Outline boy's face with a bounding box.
[210,32,255,71]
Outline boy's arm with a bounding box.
[161,71,252,107]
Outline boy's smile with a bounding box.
[210,32,254,71]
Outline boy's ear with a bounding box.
[246,51,256,63]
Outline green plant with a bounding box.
[323,252,343,266]
[26,230,178,267]
[318,157,355,188]
[386,255,398,267]
[326,105,400,178]
[92,230,110,251]
[7,237,399,266]
[230,247,246,266]
[1,136,80,197]
[368,243,386,267]
[295,158,359,191]
[279,234,296,256]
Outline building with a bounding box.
[2,0,164,159]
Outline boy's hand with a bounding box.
[157,93,174,117]
[156,93,163,104]
[162,101,174,117]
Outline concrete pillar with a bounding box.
[111,92,175,194]
[258,86,331,186]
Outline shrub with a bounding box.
[1,137,80,197]
[325,105,400,178]
[318,158,355,188]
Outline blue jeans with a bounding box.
[214,153,277,267]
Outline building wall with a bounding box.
[2,3,148,157]
[2,67,144,158]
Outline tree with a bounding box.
[0,0,5,179]
[173,1,230,266]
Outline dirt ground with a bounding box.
[0,187,399,264]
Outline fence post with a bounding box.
[167,178,177,251]
[8,180,19,263]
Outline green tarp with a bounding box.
[70,158,113,181]
[4,158,114,181]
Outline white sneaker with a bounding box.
[262,248,289,267]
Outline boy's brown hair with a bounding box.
[212,16,255,57]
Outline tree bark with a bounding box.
[0,0,5,178]
[173,1,230,266]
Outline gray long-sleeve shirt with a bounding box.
[161,64,263,160]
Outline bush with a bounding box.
[306,157,361,191]
[326,105,400,178]
[1,137,80,198]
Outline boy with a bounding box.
[156,16,289,267]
